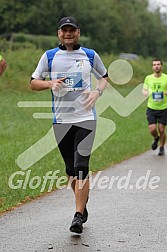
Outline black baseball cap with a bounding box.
[58,16,79,29]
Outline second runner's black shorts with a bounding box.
[146,108,167,125]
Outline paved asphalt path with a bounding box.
[0,146,167,252]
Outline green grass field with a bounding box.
[0,48,166,212]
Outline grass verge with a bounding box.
[1,48,165,212]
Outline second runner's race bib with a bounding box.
[152,92,164,102]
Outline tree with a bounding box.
[1,0,167,58]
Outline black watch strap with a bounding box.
[96,88,103,96]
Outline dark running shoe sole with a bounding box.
[70,224,83,234]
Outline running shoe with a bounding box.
[82,206,88,223]
[70,212,83,234]
[151,136,160,150]
[82,196,89,223]
[158,146,165,156]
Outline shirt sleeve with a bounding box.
[32,52,49,80]
[92,52,107,79]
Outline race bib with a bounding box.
[57,72,83,91]
[152,92,164,102]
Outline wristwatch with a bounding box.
[96,88,103,96]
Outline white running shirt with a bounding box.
[32,47,107,123]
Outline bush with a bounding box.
[2,33,91,51]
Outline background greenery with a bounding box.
[0,48,167,212]
[1,0,167,58]
[1,0,167,213]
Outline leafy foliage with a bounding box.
[0,0,167,58]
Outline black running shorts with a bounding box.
[53,120,96,179]
[146,108,167,125]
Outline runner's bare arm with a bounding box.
[30,78,66,91]
[142,87,149,97]
[0,58,7,76]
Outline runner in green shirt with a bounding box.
[143,58,167,156]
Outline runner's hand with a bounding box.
[49,77,66,92]
[83,90,99,110]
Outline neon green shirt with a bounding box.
[144,73,167,110]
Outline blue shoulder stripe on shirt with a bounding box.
[46,48,59,123]
[46,47,60,72]
[81,47,95,67]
